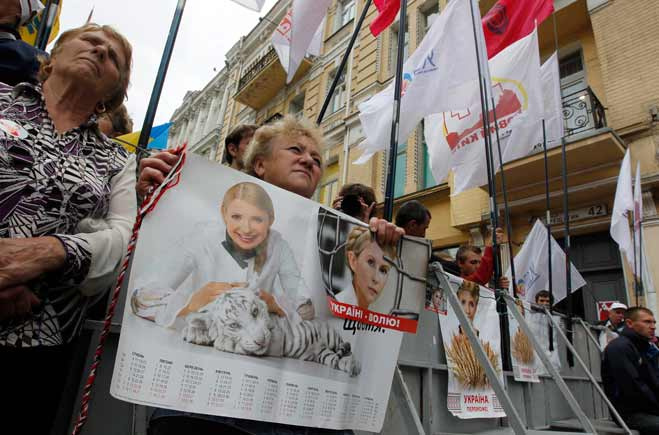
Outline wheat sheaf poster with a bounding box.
[508,300,539,383]
[110,154,429,431]
[438,274,505,419]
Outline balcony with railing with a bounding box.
[234,47,313,111]
[489,85,625,209]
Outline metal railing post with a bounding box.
[501,294,597,434]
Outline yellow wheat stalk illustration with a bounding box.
[446,333,500,389]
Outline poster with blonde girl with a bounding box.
[111,155,429,432]
[437,274,505,419]
[317,209,430,333]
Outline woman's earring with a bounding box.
[96,101,107,114]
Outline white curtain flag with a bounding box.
[354,0,480,165]
[272,0,331,84]
[633,160,643,278]
[611,149,634,270]
[272,8,325,80]
[424,28,543,193]
[541,52,565,149]
[229,0,266,12]
[506,219,587,304]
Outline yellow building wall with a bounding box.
[590,0,659,133]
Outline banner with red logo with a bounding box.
[482,0,554,59]
[437,275,505,419]
[424,28,543,194]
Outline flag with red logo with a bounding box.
[370,0,401,37]
[424,28,543,193]
[482,0,553,59]
[355,0,481,164]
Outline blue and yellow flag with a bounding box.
[114,123,172,153]
[19,0,63,47]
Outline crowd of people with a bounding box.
[1,2,658,434]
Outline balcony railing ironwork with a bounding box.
[562,86,606,136]
[237,48,279,92]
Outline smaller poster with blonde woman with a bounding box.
[508,299,540,383]
[437,274,506,419]
[317,208,430,333]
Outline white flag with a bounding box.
[633,160,643,278]
[229,0,266,12]
[507,219,587,304]
[271,0,331,84]
[611,149,634,270]
[424,28,543,193]
[354,0,480,164]
[272,8,324,80]
[541,52,565,149]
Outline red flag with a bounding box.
[370,0,401,37]
[482,0,553,58]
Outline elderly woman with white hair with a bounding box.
[137,115,404,435]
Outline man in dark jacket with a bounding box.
[602,307,659,435]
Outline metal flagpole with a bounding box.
[632,216,638,305]
[491,98,518,298]
[541,120,555,351]
[35,0,57,50]
[383,0,408,221]
[467,0,509,369]
[317,0,372,125]
[639,212,644,304]
[137,0,187,154]
[560,135,575,365]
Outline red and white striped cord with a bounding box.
[72,146,186,435]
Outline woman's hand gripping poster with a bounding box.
[436,274,506,418]
[110,154,429,432]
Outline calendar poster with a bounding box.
[110,155,429,432]
[437,275,506,419]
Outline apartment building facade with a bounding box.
[168,0,659,320]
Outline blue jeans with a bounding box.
[149,408,354,435]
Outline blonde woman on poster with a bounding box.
[438,275,505,418]
[335,226,396,309]
[131,181,314,327]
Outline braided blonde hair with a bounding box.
[344,226,397,273]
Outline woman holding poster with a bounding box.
[131,181,314,326]
[336,226,396,309]
[136,115,405,435]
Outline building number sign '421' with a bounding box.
[532,204,608,226]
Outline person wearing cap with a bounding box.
[599,302,628,350]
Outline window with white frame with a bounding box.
[327,68,346,114]
[337,0,355,30]
[420,3,439,37]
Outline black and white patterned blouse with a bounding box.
[0,82,137,347]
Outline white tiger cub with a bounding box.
[182,289,361,377]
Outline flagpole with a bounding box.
[632,215,638,305]
[541,120,555,352]
[468,0,509,369]
[639,214,644,305]
[560,135,575,365]
[137,0,187,154]
[317,0,372,125]
[383,0,407,221]
[491,97,518,298]
[35,0,58,50]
